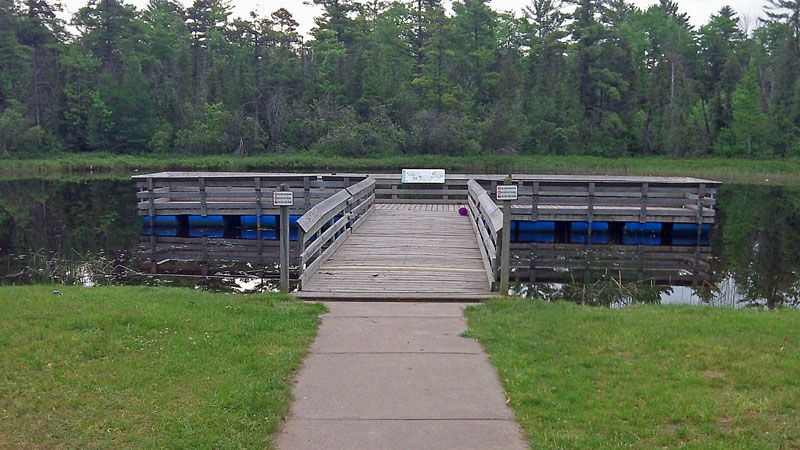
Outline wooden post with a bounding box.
[255,177,263,264]
[297,228,306,290]
[254,177,262,228]
[279,183,290,293]
[587,182,595,243]
[499,176,512,296]
[199,177,207,217]
[696,183,706,243]
[304,176,311,212]
[640,182,649,223]
[147,177,156,274]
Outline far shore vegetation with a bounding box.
[465,298,800,449]
[2,0,800,169]
[2,153,800,185]
[0,286,324,449]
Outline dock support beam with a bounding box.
[279,183,290,293]
[499,176,512,296]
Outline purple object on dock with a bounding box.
[458,207,468,216]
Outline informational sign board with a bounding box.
[496,185,518,201]
[401,169,445,184]
[273,191,294,206]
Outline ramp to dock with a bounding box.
[297,204,493,301]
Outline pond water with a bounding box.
[0,176,798,308]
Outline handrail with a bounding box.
[296,189,351,236]
[467,179,503,289]
[297,177,376,288]
[467,180,503,232]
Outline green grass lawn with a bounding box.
[465,299,800,449]
[0,286,324,449]
[3,153,800,185]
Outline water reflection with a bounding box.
[509,242,713,307]
[0,177,798,307]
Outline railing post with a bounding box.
[279,183,290,293]
[255,177,263,264]
[696,183,706,243]
[297,228,306,290]
[147,177,156,274]
[199,177,207,217]
[499,176,512,296]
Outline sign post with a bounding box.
[274,184,293,293]
[497,176,516,296]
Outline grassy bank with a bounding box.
[0,286,324,449]
[465,299,800,449]
[2,153,800,184]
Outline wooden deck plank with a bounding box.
[299,205,492,300]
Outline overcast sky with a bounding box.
[60,0,772,37]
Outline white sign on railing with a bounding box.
[273,191,294,206]
[401,169,445,184]
[496,185,518,201]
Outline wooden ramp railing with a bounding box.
[296,177,376,289]
[467,180,504,290]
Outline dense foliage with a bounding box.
[1,0,799,158]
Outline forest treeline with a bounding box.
[1,0,799,158]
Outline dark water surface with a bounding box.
[1,176,798,308]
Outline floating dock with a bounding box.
[133,172,720,300]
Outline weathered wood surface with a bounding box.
[297,204,493,301]
[134,172,720,225]
[134,173,368,217]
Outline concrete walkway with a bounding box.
[275,302,528,450]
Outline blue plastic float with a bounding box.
[571,221,610,233]
[240,215,278,229]
[624,222,662,233]
[141,215,179,227]
[672,224,711,235]
[187,215,225,227]
[515,221,556,233]
[240,215,300,229]
[623,235,662,246]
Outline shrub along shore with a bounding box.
[2,153,800,185]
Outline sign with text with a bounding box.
[401,169,445,184]
[273,191,294,207]
[496,185,518,201]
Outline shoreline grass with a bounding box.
[0,286,324,449]
[2,153,800,185]
[465,299,800,449]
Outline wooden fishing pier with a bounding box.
[134,172,720,300]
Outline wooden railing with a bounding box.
[134,173,366,217]
[507,179,717,225]
[297,177,376,289]
[372,175,469,203]
[466,179,504,289]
